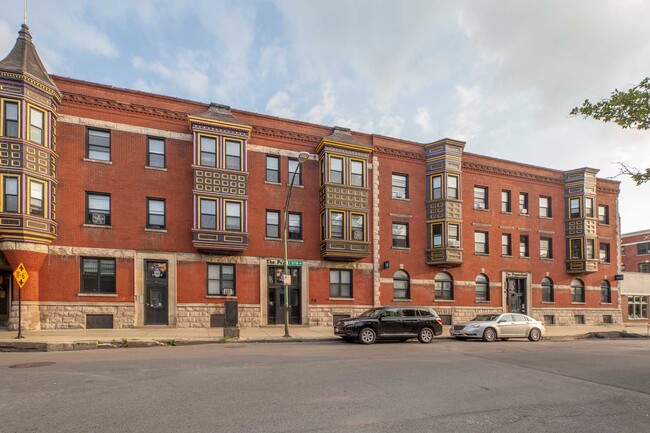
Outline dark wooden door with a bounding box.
[507,278,526,314]
[267,267,301,325]
[145,261,168,325]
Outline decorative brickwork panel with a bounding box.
[194,170,247,195]
[321,185,368,210]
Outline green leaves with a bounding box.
[571,77,650,184]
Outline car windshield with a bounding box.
[470,315,500,322]
[359,308,383,318]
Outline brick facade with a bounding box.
[0,24,623,330]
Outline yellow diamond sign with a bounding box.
[13,263,29,289]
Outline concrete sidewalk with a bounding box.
[1,323,648,352]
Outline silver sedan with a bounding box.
[450,313,545,342]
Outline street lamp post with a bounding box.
[283,151,310,338]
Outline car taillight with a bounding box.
[436,318,442,324]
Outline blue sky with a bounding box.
[1,0,649,233]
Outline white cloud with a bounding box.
[132,51,210,98]
[414,107,435,137]
[266,92,295,119]
[306,82,337,124]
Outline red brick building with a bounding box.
[620,230,650,323]
[0,24,622,330]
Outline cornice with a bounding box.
[373,146,424,161]
[251,125,321,144]
[63,93,188,122]
[462,161,563,185]
[596,185,619,194]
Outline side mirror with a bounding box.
[498,319,506,323]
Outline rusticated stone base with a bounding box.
[40,304,135,329]
[530,308,623,326]
[308,305,372,326]
[434,307,503,324]
[7,303,41,331]
[176,304,260,328]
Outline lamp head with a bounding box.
[297,152,310,163]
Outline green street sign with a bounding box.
[287,260,303,267]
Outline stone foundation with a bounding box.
[530,308,623,326]
[176,304,260,328]
[308,305,372,326]
[7,303,41,331]
[39,304,135,329]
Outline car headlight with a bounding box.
[344,321,357,326]
[466,324,479,330]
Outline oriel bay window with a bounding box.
[569,197,581,219]
[147,198,165,229]
[330,157,343,184]
[225,139,242,170]
[225,202,242,231]
[87,128,111,161]
[200,198,216,229]
[330,269,352,298]
[585,197,594,218]
[87,192,111,226]
[447,224,460,248]
[585,239,595,260]
[431,223,443,248]
[570,238,582,259]
[207,264,235,296]
[3,176,18,212]
[431,175,442,200]
[351,214,365,241]
[29,107,44,145]
[29,180,44,217]
[331,212,344,238]
[447,175,459,199]
[350,160,364,186]
[3,101,18,138]
[81,257,116,294]
[199,136,216,167]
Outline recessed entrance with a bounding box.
[507,277,527,314]
[144,260,168,325]
[267,266,301,325]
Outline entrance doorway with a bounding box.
[267,266,301,325]
[144,260,168,325]
[507,278,527,314]
[0,271,11,327]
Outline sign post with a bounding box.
[13,263,29,339]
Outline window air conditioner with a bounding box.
[475,203,485,210]
[91,213,106,225]
[448,240,460,248]
[520,209,528,215]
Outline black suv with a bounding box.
[334,306,443,344]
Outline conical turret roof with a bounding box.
[0,24,59,94]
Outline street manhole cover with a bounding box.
[9,362,56,369]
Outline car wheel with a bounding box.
[358,327,377,344]
[482,327,497,342]
[418,327,434,344]
[528,328,542,342]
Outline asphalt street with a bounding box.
[1,338,649,433]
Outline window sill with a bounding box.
[83,158,112,165]
[392,246,411,250]
[518,212,530,217]
[393,298,412,302]
[391,197,410,201]
[145,166,167,171]
[600,302,612,305]
[329,297,354,301]
[83,224,112,229]
[571,302,586,305]
[288,239,304,243]
[540,216,553,220]
[541,301,555,304]
[519,256,531,260]
[475,300,491,304]
[501,211,512,215]
[600,261,611,265]
[502,254,513,258]
[473,207,489,212]
[264,181,282,186]
[474,253,490,256]
[434,299,455,303]
[205,295,237,299]
[599,223,610,227]
[145,228,167,233]
[78,293,118,297]
[265,237,282,242]
[541,257,554,261]
[285,184,304,188]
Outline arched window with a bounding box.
[435,272,453,300]
[393,270,410,299]
[571,278,585,303]
[541,277,554,303]
[600,280,611,303]
[475,274,489,301]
